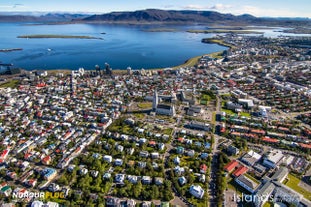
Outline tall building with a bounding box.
[105,63,112,76]
[152,90,158,111]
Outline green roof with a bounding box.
[1,186,11,192]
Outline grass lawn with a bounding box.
[134,113,145,119]
[283,173,311,201]
[0,80,19,88]
[240,112,251,117]
[211,112,216,125]
[137,102,152,109]
[162,128,173,135]
[200,99,208,105]
[221,109,237,116]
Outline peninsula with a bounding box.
[17,34,103,40]
[187,29,263,34]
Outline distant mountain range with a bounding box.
[0,13,89,22]
[0,9,310,26]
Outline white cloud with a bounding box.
[235,5,301,17]
[182,4,232,11]
[210,4,232,11]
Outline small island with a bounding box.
[0,48,23,52]
[201,38,236,49]
[187,29,263,34]
[17,34,103,40]
[143,28,178,32]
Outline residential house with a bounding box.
[189,185,204,199]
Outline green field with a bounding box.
[221,109,237,116]
[240,112,251,117]
[0,80,19,88]
[283,173,311,201]
[137,102,152,109]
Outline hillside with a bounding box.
[82,9,258,24]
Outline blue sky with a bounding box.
[0,0,310,17]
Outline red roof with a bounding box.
[299,143,311,149]
[200,164,207,171]
[232,166,248,177]
[262,137,279,143]
[149,141,156,146]
[224,160,239,172]
[0,149,9,159]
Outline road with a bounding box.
[208,95,221,207]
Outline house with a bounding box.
[176,146,184,154]
[127,175,138,184]
[115,174,125,184]
[114,159,123,166]
[115,145,124,152]
[126,148,135,155]
[79,167,88,175]
[200,153,209,159]
[103,155,113,163]
[187,150,195,157]
[138,161,146,169]
[174,156,180,165]
[67,165,75,173]
[200,164,207,174]
[103,173,111,180]
[42,155,51,165]
[178,176,187,186]
[126,199,136,207]
[174,166,185,175]
[140,151,149,158]
[224,160,239,172]
[0,184,12,197]
[90,170,99,178]
[189,185,204,199]
[158,143,165,151]
[232,165,248,177]
[48,183,60,192]
[235,174,260,193]
[142,176,152,185]
[199,174,206,183]
[154,177,164,185]
[227,145,240,156]
[26,179,37,187]
[106,197,121,207]
[151,152,160,159]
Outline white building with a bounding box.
[263,150,284,169]
[189,185,204,199]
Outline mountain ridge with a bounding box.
[0,9,310,26]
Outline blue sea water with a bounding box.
[0,23,227,70]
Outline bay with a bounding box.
[0,23,226,70]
